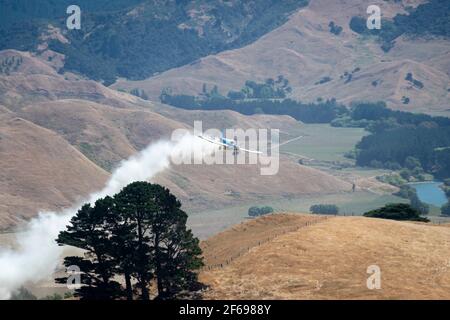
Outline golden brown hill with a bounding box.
[200,214,450,299]
[0,50,353,230]
[157,159,350,213]
[0,110,108,229]
[114,0,449,115]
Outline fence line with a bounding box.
[202,216,331,271]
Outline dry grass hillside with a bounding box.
[113,0,449,115]
[156,159,351,213]
[0,49,353,230]
[200,213,450,299]
[0,108,109,228]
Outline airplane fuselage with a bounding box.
[220,137,236,147]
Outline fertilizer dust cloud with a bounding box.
[0,133,217,299]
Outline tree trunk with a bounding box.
[140,282,150,300]
[124,271,133,300]
[155,232,164,298]
[136,213,149,300]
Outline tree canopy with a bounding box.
[363,203,429,222]
[56,182,203,300]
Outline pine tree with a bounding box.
[56,182,204,300]
[114,182,204,299]
[145,184,203,299]
[56,197,122,300]
[114,182,155,300]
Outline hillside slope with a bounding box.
[201,214,450,299]
[0,108,109,228]
[0,0,309,84]
[0,50,352,230]
[114,0,450,114]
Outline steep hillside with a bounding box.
[114,0,450,114]
[0,50,139,109]
[0,49,353,230]
[155,157,351,213]
[0,0,308,84]
[0,108,109,229]
[201,213,450,299]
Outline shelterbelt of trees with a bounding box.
[345,103,450,180]
[160,78,346,123]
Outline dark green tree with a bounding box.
[57,182,204,300]
[114,183,156,300]
[310,204,339,215]
[56,197,123,300]
[363,203,429,222]
[115,182,203,299]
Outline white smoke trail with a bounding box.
[0,133,217,299]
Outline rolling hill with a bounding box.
[0,49,352,230]
[200,213,450,299]
[114,0,450,115]
[0,0,309,84]
[0,107,109,228]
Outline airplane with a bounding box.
[198,134,262,155]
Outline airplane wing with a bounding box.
[197,135,228,147]
[198,135,262,154]
[238,146,262,154]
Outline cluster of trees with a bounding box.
[161,89,346,123]
[356,126,450,179]
[405,73,424,89]
[328,21,342,35]
[248,206,274,217]
[393,185,429,215]
[0,55,23,75]
[56,182,203,300]
[310,204,339,215]
[350,0,449,52]
[227,76,292,100]
[364,203,429,222]
[129,88,149,100]
[332,102,450,180]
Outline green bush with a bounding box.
[376,173,407,187]
[310,204,339,215]
[248,206,274,217]
[363,203,429,222]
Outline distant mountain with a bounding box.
[0,0,308,84]
[114,0,450,115]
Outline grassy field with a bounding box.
[187,191,408,239]
[188,123,450,238]
[279,124,367,162]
